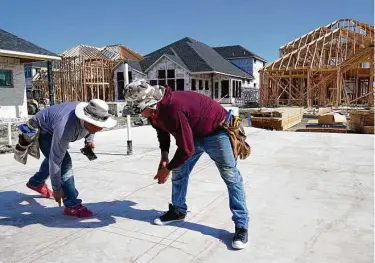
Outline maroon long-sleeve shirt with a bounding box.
[151,88,227,171]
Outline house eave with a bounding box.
[192,71,254,80]
[0,49,61,61]
[227,56,267,62]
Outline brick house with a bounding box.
[0,28,60,120]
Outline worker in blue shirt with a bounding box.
[25,99,116,217]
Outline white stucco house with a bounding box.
[0,28,60,121]
[113,37,258,106]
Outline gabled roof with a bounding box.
[61,44,143,61]
[213,45,267,62]
[127,60,145,74]
[140,37,253,79]
[0,28,60,60]
[101,44,143,61]
[60,45,106,59]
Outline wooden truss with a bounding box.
[33,57,116,103]
[260,19,374,107]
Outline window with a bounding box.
[232,80,236,97]
[150,80,157,86]
[128,71,133,83]
[176,79,184,91]
[158,70,166,79]
[221,80,229,98]
[0,70,12,88]
[254,58,257,64]
[199,80,203,90]
[191,79,196,91]
[159,79,166,86]
[254,83,257,88]
[24,68,32,78]
[167,69,175,78]
[238,81,242,97]
[205,80,209,90]
[167,79,175,91]
[117,72,125,100]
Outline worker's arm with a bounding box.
[85,133,95,144]
[150,119,171,153]
[156,127,170,153]
[84,133,96,148]
[49,121,73,192]
[165,111,195,171]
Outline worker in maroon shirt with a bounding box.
[124,79,249,250]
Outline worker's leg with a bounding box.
[28,133,52,186]
[154,140,204,225]
[203,130,249,229]
[60,152,82,208]
[171,142,204,214]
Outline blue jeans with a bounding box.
[28,132,82,208]
[171,130,249,229]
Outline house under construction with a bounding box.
[259,19,374,107]
[34,44,143,103]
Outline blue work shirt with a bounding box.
[32,102,94,191]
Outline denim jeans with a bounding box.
[171,130,249,229]
[28,132,82,207]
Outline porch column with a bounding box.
[229,79,233,103]
[124,63,129,86]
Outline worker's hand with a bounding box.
[53,190,64,206]
[158,151,169,170]
[154,166,170,184]
[86,142,95,149]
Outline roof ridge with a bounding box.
[185,41,214,71]
[145,37,194,57]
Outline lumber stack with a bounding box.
[296,112,348,133]
[250,107,303,130]
[348,110,374,134]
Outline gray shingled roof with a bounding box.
[127,60,145,73]
[213,45,267,62]
[0,28,58,57]
[140,37,253,79]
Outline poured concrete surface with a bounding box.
[0,126,373,263]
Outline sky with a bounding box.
[0,0,373,62]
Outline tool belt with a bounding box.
[221,110,251,160]
[13,119,41,165]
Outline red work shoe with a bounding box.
[26,183,53,198]
[64,205,93,218]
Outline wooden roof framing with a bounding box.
[260,19,374,108]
